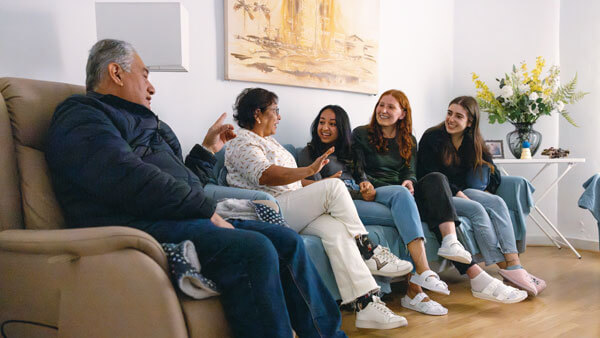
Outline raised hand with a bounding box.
[202,112,237,154]
[308,147,335,175]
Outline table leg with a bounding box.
[533,206,582,259]
[528,213,562,249]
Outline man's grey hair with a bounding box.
[85,39,137,91]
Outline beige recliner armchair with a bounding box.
[0,77,231,338]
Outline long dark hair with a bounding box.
[438,96,493,172]
[368,89,414,163]
[308,105,352,159]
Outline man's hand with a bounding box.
[202,113,237,154]
[401,180,414,195]
[359,181,376,201]
[210,212,234,229]
[308,147,334,175]
[456,191,470,200]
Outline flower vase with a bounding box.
[506,123,542,158]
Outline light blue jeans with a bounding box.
[453,189,518,266]
[353,185,425,251]
[204,183,278,203]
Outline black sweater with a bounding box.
[417,126,501,195]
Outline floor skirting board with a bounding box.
[527,235,599,252]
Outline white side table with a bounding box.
[495,158,586,258]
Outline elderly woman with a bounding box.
[225,88,411,330]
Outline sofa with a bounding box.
[0,76,535,336]
[211,144,535,300]
[0,77,230,338]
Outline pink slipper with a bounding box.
[498,269,538,296]
[529,273,547,295]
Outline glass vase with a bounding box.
[506,122,542,158]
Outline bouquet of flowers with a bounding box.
[472,57,587,126]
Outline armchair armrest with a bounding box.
[0,226,167,271]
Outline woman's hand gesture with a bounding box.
[308,147,335,175]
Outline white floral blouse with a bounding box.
[225,128,302,197]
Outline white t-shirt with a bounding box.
[225,128,302,197]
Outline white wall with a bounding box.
[0,0,454,155]
[1,0,597,248]
[558,0,600,248]
[452,0,562,242]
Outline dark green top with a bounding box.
[351,125,417,188]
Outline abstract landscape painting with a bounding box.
[225,0,379,94]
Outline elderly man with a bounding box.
[46,39,346,338]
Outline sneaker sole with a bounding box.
[356,318,408,330]
[437,250,472,264]
[369,265,413,277]
[400,298,448,316]
[471,290,528,304]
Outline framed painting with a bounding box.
[485,140,504,159]
[225,0,380,94]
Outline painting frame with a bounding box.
[225,0,380,94]
[485,140,504,159]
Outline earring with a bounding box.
[257,118,261,124]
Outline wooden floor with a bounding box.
[341,246,600,337]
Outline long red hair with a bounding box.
[368,89,414,164]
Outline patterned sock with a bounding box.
[355,234,377,260]
[355,292,375,311]
[505,264,523,270]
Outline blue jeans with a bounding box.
[453,189,518,266]
[353,185,425,250]
[204,183,277,203]
[131,218,346,338]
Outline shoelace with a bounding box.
[371,296,397,318]
[378,247,400,263]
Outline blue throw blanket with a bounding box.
[578,173,600,247]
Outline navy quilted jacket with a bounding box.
[46,92,216,228]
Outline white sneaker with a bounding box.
[365,246,413,277]
[437,237,472,264]
[355,296,408,329]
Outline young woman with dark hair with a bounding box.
[417,95,545,300]
[298,104,451,316]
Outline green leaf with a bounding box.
[561,112,579,127]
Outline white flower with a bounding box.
[518,83,529,93]
[529,92,539,101]
[552,76,560,90]
[500,85,514,99]
[556,100,565,112]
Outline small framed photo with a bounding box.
[485,140,504,159]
